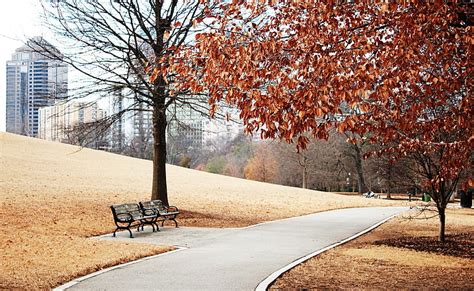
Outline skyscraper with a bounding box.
[110,89,126,152]
[5,37,68,137]
[38,100,105,143]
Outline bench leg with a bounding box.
[160,217,178,228]
[139,219,159,233]
[112,227,133,238]
[151,221,160,232]
[172,218,178,228]
[113,222,132,238]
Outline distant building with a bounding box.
[133,109,153,140]
[202,108,245,146]
[110,90,126,151]
[167,103,207,147]
[165,102,245,147]
[126,101,244,157]
[38,101,105,144]
[6,37,67,137]
[131,105,153,158]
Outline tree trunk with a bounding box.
[386,167,392,199]
[353,145,368,194]
[438,206,446,242]
[300,153,308,189]
[151,104,169,206]
[302,165,307,189]
[150,4,169,205]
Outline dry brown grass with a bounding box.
[271,208,474,290]
[0,133,404,288]
[0,132,401,289]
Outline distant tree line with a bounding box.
[152,131,418,196]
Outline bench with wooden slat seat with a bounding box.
[110,203,159,238]
[139,200,180,228]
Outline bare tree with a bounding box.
[339,132,369,194]
[410,149,470,241]
[273,136,345,191]
[35,0,220,205]
[62,121,110,149]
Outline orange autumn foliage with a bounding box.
[244,143,278,183]
[165,2,473,240]
[174,2,472,193]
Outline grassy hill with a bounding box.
[0,132,396,289]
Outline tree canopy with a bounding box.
[180,2,472,184]
[173,2,473,240]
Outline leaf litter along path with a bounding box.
[60,207,407,291]
[271,207,474,290]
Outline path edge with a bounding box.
[53,247,187,291]
[255,211,402,291]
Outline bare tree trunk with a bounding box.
[302,165,307,189]
[353,145,368,194]
[299,153,308,189]
[386,166,392,199]
[150,1,169,205]
[151,103,169,206]
[262,157,267,182]
[438,206,446,242]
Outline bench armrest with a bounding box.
[115,212,133,222]
[142,208,158,217]
[167,205,179,212]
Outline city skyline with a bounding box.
[1,1,245,148]
[6,37,68,137]
[0,0,47,132]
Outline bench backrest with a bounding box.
[111,203,143,221]
[140,200,167,213]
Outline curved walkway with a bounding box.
[60,207,407,291]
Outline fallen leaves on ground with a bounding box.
[374,232,473,259]
[271,208,474,290]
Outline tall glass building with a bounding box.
[5,37,68,137]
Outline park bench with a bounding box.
[139,200,180,228]
[110,203,159,238]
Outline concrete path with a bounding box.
[95,226,236,249]
[65,207,407,291]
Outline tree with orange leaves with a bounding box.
[244,143,278,183]
[181,2,473,241]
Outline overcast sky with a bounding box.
[0,0,51,132]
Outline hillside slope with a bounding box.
[1,132,393,222]
[0,132,397,288]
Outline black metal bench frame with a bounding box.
[110,203,159,238]
[139,200,180,228]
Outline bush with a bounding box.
[204,156,227,174]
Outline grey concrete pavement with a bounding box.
[67,207,407,291]
[94,226,236,248]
